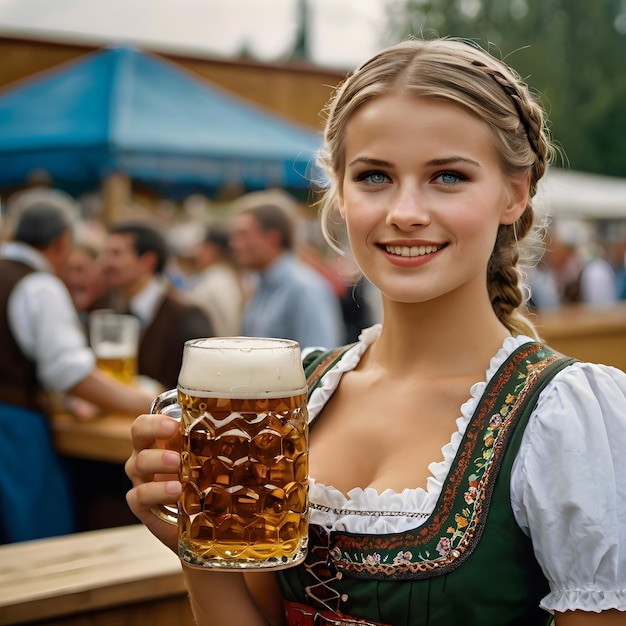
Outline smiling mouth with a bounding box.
[384,244,445,257]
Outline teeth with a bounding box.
[385,244,441,257]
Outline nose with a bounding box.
[385,184,431,230]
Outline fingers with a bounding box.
[125,413,181,494]
[126,475,181,512]
[125,443,180,485]
[125,413,182,553]
[126,478,181,553]
[130,413,178,450]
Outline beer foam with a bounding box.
[178,337,307,397]
[94,341,135,359]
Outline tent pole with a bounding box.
[102,172,130,226]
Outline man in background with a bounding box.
[229,191,345,349]
[101,219,214,389]
[185,222,244,337]
[0,193,152,543]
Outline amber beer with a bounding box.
[176,337,309,570]
[95,352,137,384]
[90,311,140,384]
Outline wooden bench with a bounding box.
[0,524,194,625]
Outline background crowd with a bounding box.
[0,185,375,543]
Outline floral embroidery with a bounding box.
[448,380,525,541]
[436,536,451,557]
[463,476,479,505]
[393,551,413,565]
[363,553,381,566]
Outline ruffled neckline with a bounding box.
[308,325,535,525]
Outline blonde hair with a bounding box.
[318,38,554,338]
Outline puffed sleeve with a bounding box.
[511,361,626,614]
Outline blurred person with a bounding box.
[185,222,245,337]
[525,260,561,309]
[544,219,618,306]
[101,219,214,389]
[296,242,374,342]
[0,197,153,543]
[229,191,346,349]
[607,236,626,301]
[165,220,204,289]
[60,241,113,330]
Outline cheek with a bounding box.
[343,212,372,251]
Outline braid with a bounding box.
[469,52,552,338]
[488,220,539,339]
[469,58,552,197]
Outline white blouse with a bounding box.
[2,242,95,392]
[307,324,626,614]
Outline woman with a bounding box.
[125,38,626,624]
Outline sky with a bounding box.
[0,0,394,70]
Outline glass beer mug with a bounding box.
[89,309,140,384]
[152,337,309,571]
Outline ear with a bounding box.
[500,170,530,225]
[139,250,158,274]
[265,228,282,249]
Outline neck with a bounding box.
[258,250,285,272]
[365,290,512,379]
[119,274,154,300]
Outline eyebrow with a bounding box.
[427,156,481,168]
[347,157,392,168]
[346,156,481,168]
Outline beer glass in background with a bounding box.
[89,309,140,384]
[152,337,309,571]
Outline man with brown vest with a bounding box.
[101,220,214,390]
[0,193,153,543]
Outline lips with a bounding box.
[384,244,445,257]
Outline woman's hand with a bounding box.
[125,413,181,552]
[125,413,276,626]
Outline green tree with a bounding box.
[384,0,626,176]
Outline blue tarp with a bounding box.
[0,45,322,195]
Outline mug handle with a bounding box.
[150,388,181,526]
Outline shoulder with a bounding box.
[512,359,626,613]
[513,355,626,512]
[12,270,71,303]
[535,358,626,420]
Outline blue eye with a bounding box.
[355,171,389,185]
[368,172,387,184]
[436,171,466,185]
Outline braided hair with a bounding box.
[318,37,553,338]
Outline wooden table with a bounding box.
[535,302,626,372]
[52,412,135,463]
[0,525,192,626]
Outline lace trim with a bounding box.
[309,502,430,519]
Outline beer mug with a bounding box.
[152,337,309,571]
[89,309,140,384]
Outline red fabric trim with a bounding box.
[284,600,389,625]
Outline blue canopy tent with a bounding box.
[0,45,322,198]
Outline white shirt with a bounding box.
[2,242,95,392]
[128,276,168,328]
[185,264,243,337]
[308,325,626,614]
[581,258,618,306]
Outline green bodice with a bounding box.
[278,342,576,626]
